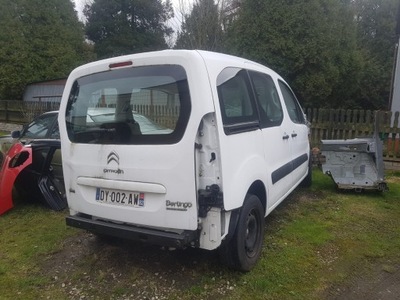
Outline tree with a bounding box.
[224,0,363,109]
[84,0,174,58]
[175,0,223,50]
[351,0,398,109]
[0,0,93,100]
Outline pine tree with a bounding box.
[0,0,93,100]
[84,0,174,58]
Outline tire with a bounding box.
[219,194,265,272]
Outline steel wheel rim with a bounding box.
[245,209,259,257]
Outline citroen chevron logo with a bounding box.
[104,151,124,174]
[107,151,119,165]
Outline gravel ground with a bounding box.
[40,232,237,299]
[0,122,22,133]
[38,225,400,300]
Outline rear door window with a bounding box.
[217,68,259,135]
[278,80,305,124]
[65,65,191,145]
[249,71,283,127]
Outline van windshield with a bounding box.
[65,65,191,144]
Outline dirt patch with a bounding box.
[0,122,22,133]
[41,232,235,299]
[40,224,400,300]
[323,263,400,300]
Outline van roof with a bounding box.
[67,50,281,88]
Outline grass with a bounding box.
[0,169,399,299]
[0,204,77,299]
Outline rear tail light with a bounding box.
[109,61,133,69]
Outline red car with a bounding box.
[0,111,65,215]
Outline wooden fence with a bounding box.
[0,100,60,124]
[132,104,180,130]
[1,101,399,160]
[306,108,400,161]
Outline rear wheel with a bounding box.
[219,194,265,272]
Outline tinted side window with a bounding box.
[50,123,60,139]
[278,81,305,124]
[21,113,57,139]
[249,71,283,128]
[217,68,259,135]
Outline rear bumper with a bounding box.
[66,214,198,248]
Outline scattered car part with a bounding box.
[0,143,32,215]
[0,111,66,215]
[320,133,388,191]
[0,139,66,215]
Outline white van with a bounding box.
[58,50,311,271]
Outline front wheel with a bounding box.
[219,194,265,272]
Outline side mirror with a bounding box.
[11,130,21,139]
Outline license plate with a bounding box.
[95,188,144,207]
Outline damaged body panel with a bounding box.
[0,139,65,215]
[0,142,32,214]
[0,111,66,215]
[321,137,388,192]
[320,115,388,192]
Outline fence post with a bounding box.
[327,109,333,140]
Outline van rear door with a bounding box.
[60,61,201,232]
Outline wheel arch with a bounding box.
[223,180,267,244]
[247,180,267,216]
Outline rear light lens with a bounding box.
[109,61,133,69]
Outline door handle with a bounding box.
[291,133,297,138]
[282,134,290,140]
